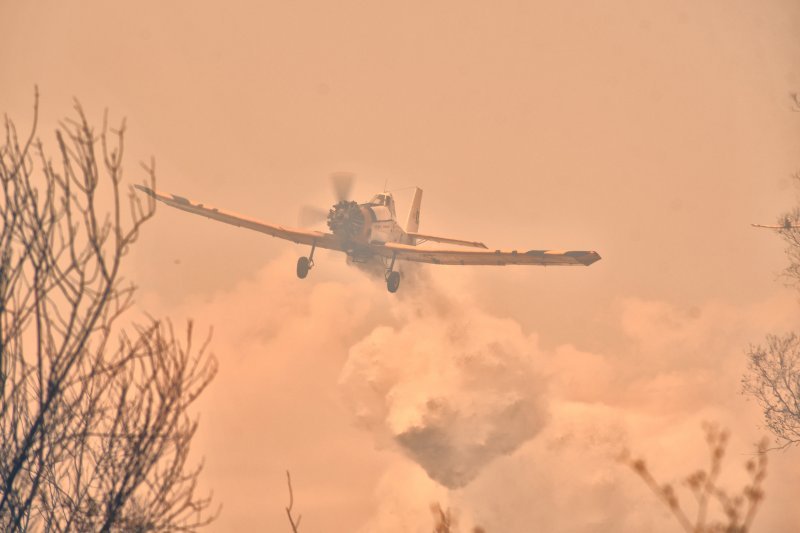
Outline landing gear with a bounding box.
[296,256,311,279]
[296,242,316,279]
[385,252,400,293]
[386,271,400,293]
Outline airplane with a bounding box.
[135,175,601,293]
[751,216,800,230]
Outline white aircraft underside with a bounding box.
[135,183,601,293]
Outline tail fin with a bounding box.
[405,187,423,234]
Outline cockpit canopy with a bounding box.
[367,193,396,220]
[369,193,392,206]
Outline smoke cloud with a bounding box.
[338,282,549,488]
[139,257,800,532]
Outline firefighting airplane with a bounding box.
[135,175,601,293]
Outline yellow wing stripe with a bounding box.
[378,242,600,266]
[135,185,343,250]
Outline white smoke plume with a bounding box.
[338,276,549,489]
[139,256,800,532]
[340,275,800,532]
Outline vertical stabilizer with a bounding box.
[405,187,423,235]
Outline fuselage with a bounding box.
[326,192,412,273]
[361,204,406,245]
[329,192,410,253]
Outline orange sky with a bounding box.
[2,1,800,531]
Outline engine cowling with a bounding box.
[327,200,368,242]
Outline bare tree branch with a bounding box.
[0,93,218,531]
[743,92,800,450]
[623,424,767,533]
[743,334,800,448]
[285,471,301,533]
[431,503,453,533]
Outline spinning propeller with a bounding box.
[298,173,366,241]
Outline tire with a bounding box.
[386,271,400,293]
[296,256,310,279]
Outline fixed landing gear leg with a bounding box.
[296,242,316,279]
[385,253,400,293]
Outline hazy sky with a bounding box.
[2,1,800,531]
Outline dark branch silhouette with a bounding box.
[431,503,454,533]
[623,424,767,533]
[743,93,800,449]
[0,91,218,531]
[285,471,301,532]
[430,503,485,533]
[743,334,800,448]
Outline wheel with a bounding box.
[296,256,310,279]
[386,271,400,293]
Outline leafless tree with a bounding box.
[0,91,218,531]
[772,189,800,289]
[742,94,800,449]
[623,424,767,533]
[743,334,800,448]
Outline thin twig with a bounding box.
[285,471,302,532]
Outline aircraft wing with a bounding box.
[135,185,344,250]
[376,242,601,266]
